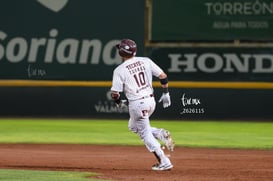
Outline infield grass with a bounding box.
[0,169,99,181]
[0,118,272,149]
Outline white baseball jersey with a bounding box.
[111,56,163,101]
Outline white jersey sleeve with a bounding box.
[149,58,164,77]
[111,68,124,92]
[111,57,164,101]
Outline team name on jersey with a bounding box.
[126,61,145,75]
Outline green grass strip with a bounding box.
[0,119,272,149]
[0,169,100,181]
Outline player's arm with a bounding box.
[158,72,171,108]
[159,72,169,93]
[111,91,127,110]
[111,69,123,106]
[111,91,121,105]
[149,58,169,92]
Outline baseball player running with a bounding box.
[110,39,175,171]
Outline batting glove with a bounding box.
[116,100,128,112]
[159,92,171,108]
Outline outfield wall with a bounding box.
[0,86,273,120]
[0,0,272,120]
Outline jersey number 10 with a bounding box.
[133,72,146,87]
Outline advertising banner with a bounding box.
[0,0,145,80]
[151,0,273,41]
[1,87,273,120]
[148,47,273,82]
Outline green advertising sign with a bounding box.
[148,47,273,82]
[0,0,145,81]
[151,0,273,41]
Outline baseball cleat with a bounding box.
[162,130,175,152]
[151,163,173,171]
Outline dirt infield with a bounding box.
[0,144,272,181]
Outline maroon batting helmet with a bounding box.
[116,39,137,58]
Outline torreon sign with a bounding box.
[151,0,273,41]
[205,1,273,15]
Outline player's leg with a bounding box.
[129,97,155,134]
[128,118,137,133]
[129,98,173,170]
[150,127,175,152]
[136,117,172,170]
[146,98,175,151]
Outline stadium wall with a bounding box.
[0,0,272,120]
